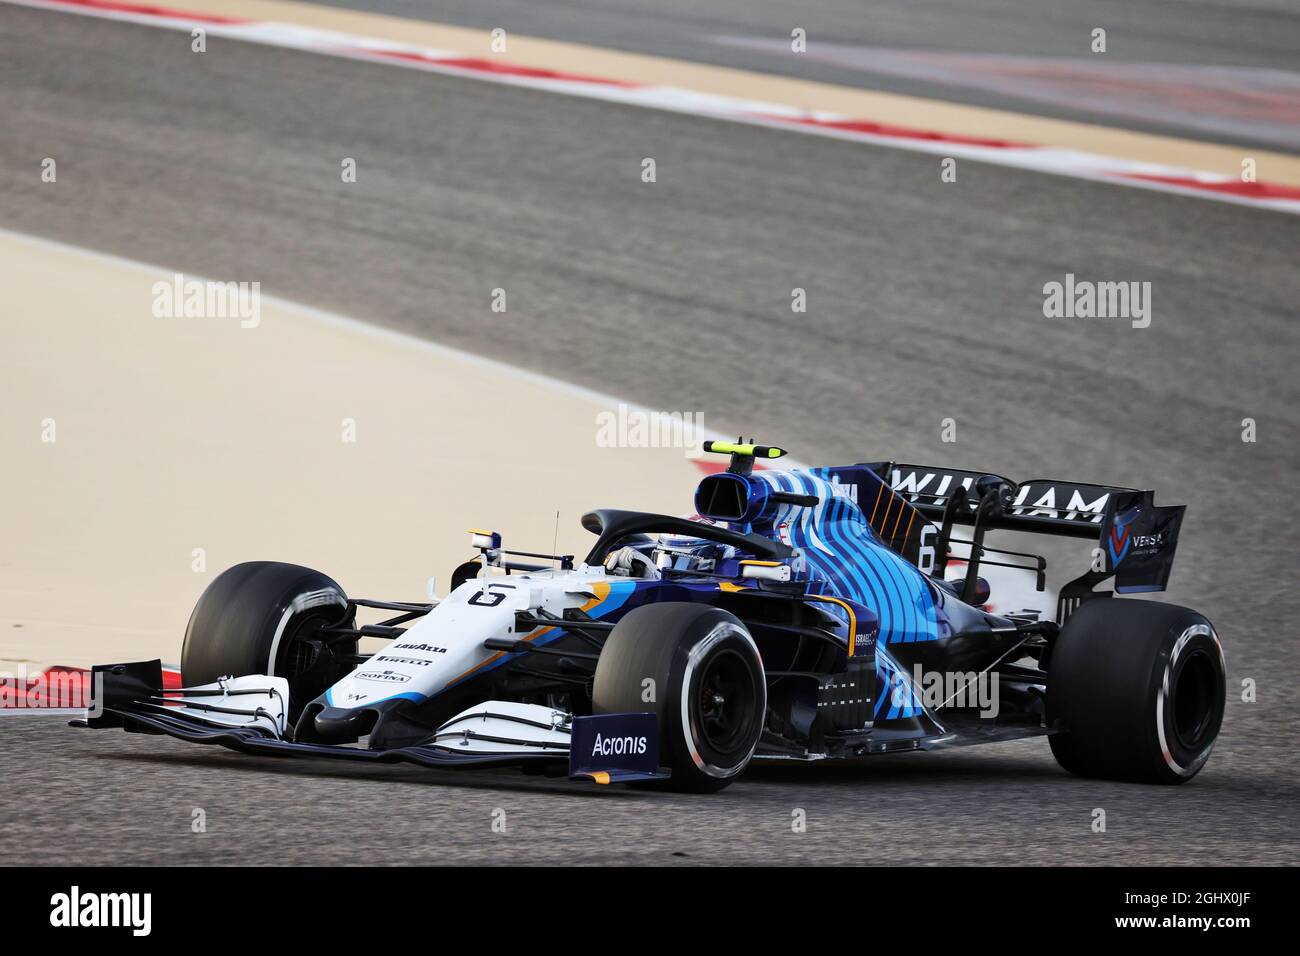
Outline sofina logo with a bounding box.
[355,670,410,684]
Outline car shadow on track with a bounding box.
[91,748,642,800]
[747,745,1069,786]
[91,737,1074,797]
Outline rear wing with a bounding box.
[860,462,1185,594]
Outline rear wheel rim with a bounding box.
[1172,649,1216,750]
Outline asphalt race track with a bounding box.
[2,5,1299,865]
[313,0,1300,150]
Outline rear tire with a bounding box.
[592,603,765,793]
[180,561,354,721]
[1047,599,1225,784]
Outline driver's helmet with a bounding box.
[652,517,737,573]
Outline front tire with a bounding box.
[180,561,354,721]
[1047,599,1225,784]
[592,603,766,793]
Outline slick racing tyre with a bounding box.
[1047,599,1226,785]
[593,603,765,793]
[180,562,355,721]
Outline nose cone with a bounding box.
[314,705,377,741]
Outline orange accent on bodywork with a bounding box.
[889,496,908,541]
[441,582,612,688]
[805,594,859,656]
[877,493,896,537]
[868,481,886,526]
[580,582,611,611]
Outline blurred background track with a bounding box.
[315,0,1300,150]
[1,3,1297,865]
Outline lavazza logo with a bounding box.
[591,731,648,757]
[50,886,151,936]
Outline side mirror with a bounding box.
[741,560,791,583]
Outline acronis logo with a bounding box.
[591,732,648,757]
[569,713,659,776]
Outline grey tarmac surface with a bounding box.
[1,6,1298,864]
[317,0,1300,150]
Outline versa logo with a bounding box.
[50,886,151,936]
[1108,509,1140,565]
[591,732,648,757]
